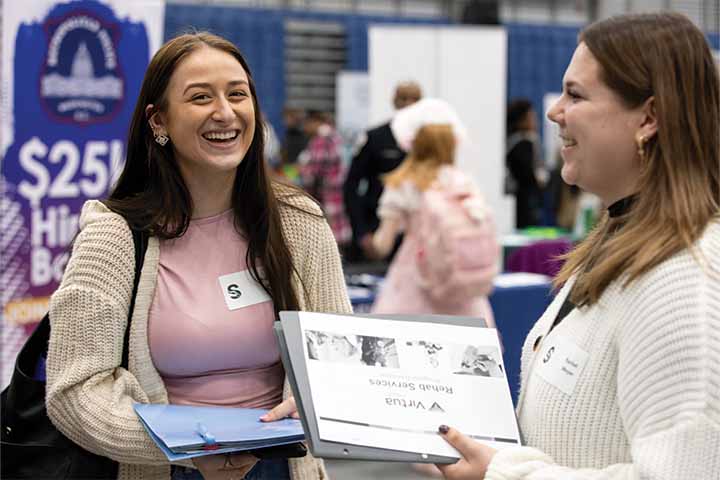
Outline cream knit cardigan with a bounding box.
[487,221,720,480]
[46,192,352,480]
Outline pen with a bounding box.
[196,422,219,450]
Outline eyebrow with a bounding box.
[183,80,249,95]
[563,80,581,90]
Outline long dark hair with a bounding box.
[555,12,720,305]
[107,32,310,314]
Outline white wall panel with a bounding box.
[369,25,514,233]
[437,27,508,232]
[369,26,438,125]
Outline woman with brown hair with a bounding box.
[45,32,351,480]
[436,12,720,479]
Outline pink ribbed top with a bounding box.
[148,209,283,408]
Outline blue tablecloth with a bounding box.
[346,273,554,405]
[489,274,554,404]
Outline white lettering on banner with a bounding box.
[17,136,124,289]
[29,204,77,287]
[534,335,589,395]
[80,141,110,198]
[47,16,101,67]
[48,141,81,198]
[31,247,69,286]
[31,205,78,247]
[18,138,50,207]
[97,29,117,69]
[16,137,124,207]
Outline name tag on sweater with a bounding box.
[534,335,589,395]
[218,270,271,311]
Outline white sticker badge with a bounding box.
[218,270,272,311]
[534,335,589,395]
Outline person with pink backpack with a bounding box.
[367,99,499,327]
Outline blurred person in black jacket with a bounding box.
[281,107,307,165]
[343,81,422,262]
[506,99,544,228]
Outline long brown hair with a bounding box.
[555,12,720,306]
[384,124,456,191]
[106,32,310,314]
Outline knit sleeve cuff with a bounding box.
[485,446,555,480]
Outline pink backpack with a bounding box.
[415,168,499,306]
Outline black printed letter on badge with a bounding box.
[535,336,589,395]
[218,270,270,310]
[227,284,242,300]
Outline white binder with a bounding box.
[275,312,521,463]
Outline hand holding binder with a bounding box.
[435,425,497,478]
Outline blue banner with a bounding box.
[1,0,164,384]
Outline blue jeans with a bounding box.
[171,458,290,480]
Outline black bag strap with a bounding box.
[121,228,148,369]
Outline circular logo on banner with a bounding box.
[40,11,124,123]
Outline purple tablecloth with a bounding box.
[506,239,573,277]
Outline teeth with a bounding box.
[204,131,238,140]
[561,137,577,147]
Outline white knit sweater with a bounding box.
[486,221,720,480]
[45,190,353,480]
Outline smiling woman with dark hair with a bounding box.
[45,32,351,480]
[437,12,720,480]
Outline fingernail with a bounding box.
[438,425,449,434]
[260,414,268,421]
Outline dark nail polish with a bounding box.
[438,425,449,434]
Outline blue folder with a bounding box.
[134,404,305,461]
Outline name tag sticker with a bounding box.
[218,270,271,311]
[535,335,589,395]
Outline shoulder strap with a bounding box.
[121,228,149,369]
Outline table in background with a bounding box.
[346,272,554,405]
[489,273,554,404]
[502,229,575,275]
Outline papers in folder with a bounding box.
[134,404,304,461]
[275,312,522,463]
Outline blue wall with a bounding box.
[165,5,446,136]
[506,23,578,138]
[164,5,720,141]
[506,25,720,144]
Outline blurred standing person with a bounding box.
[343,81,422,262]
[506,99,544,228]
[280,107,307,165]
[276,107,307,185]
[546,152,581,230]
[263,117,281,170]
[298,111,351,249]
[368,99,497,325]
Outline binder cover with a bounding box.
[134,404,304,461]
[275,312,519,463]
